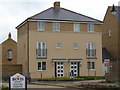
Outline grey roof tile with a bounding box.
[28,7,102,23]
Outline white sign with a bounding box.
[10,73,26,89]
[104,59,110,67]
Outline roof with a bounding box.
[28,7,102,23]
[17,7,103,28]
[102,47,115,62]
[108,6,120,23]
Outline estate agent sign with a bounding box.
[9,73,27,90]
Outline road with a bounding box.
[1,82,65,88]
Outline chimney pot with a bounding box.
[54,2,60,8]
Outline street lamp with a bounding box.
[111,4,117,15]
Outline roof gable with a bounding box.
[108,6,120,23]
[28,7,102,23]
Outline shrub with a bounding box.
[38,77,85,81]
[78,76,105,80]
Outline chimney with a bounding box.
[8,32,11,39]
[54,1,60,8]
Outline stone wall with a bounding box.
[2,64,22,80]
[108,61,120,82]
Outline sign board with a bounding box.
[104,59,110,73]
[104,59,110,67]
[9,73,27,90]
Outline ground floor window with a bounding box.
[87,61,95,70]
[38,62,46,71]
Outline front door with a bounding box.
[70,62,78,77]
[56,62,64,77]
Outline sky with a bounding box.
[0,0,119,43]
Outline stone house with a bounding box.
[16,2,103,79]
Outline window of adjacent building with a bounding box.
[108,30,111,37]
[53,22,60,31]
[74,23,80,32]
[86,42,96,57]
[73,43,78,49]
[7,49,12,60]
[38,62,46,71]
[38,22,45,31]
[37,42,46,58]
[56,43,61,48]
[87,61,95,70]
[88,24,94,32]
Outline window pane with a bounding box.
[42,62,46,70]
[74,24,80,32]
[73,43,78,49]
[37,42,46,57]
[38,62,41,70]
[88,24,94,32]
[92,62,95,69]
[7,50,12,60]
[56,43,61,48]
[38,22,45,31]
[53,22,60,31]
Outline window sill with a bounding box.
[87,57,97,59]
[88,69,95,70]
[37,56,47,59]
[73,48,77,50]
[38,29,45,31]
[37,70,46,71]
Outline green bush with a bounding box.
[1,85,8,90]
[78,76,105,80]
[38,77,85,81]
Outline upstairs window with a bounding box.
[38,22,45,31]
[87,61,95,70]
[37,42,47,58]
[74,24,80,32]
[73,43,78,49]
[88,24,94,32]
[53,22,60,32]
[7,49,12,60]
[86,42,96,58]
[56,43,61,48]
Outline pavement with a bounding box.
[29,80,120,88]
[1,80,120,89]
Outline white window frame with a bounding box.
[37,42,46,58]
[7,49,12,60]
[108,29,111,37]
[37,62,46,71]
[38,22,45,31]
[73,43,78,49]
[87,42,96,57]
[53,22,60,32]
[88,24,94,32]
[56,43,61,48]
[87,61,95,70]
[74,23,80,32]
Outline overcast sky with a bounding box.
[0,0,119,43]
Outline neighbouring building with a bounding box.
[1,33,22,80]
[102,5,120,81]
[16,2,103,79]
[102,5,120,61]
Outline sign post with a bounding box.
[9,73,27,90]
